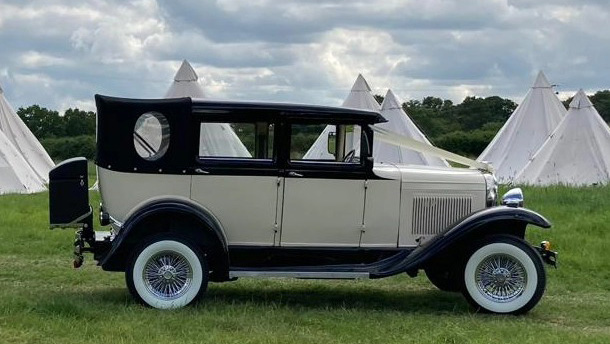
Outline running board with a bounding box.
[229,270,370,279]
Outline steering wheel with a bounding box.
[343,149,356,163]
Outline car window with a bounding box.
[133,112,170,161]
[290,123,362,163]
[199,122,274,160]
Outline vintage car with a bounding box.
[49,95,557,313]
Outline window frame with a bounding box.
[193,111,279,170]
[284,119,369,172]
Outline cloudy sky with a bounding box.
[0,0,608,112]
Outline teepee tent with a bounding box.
[0,83,55,183]
[165,60,206,99]
[342,74,382,110]
[376,90,448,166]
[0,128,46,194]
[515,90,610,186]
[478,71,566,183]
[163,60,250,158]
[303,74,380,160]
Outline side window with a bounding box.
[290,123,362,163]
[198,122,274,160]
[134,112,170,161]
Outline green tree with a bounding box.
[453,96,516,131]
[373,94,384,105]
[63,108,96,136]
[591,90,610,123]
[17,105,64,138]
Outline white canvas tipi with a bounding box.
[376,90,448,166]
[165,60,206,99]
[0,83,55,183]
[163,60,251,158]
[0,124,46,194]
[515,90,610,186]
[303,74,379,160]
[478,71,566,183]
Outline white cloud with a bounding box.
[0,0,609,113]
[20,51,70,68]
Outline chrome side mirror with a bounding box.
[502,188,524,207]
[327,131,336,154]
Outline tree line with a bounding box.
[17,89,610,161]
[17,105,96,160]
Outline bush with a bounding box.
[41,135,96,161]
[435,130,497,158]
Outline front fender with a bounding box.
[371,206,551,278]
[99,200,228,271]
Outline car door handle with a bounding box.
[195,168,210,174]
[287,171,303,177]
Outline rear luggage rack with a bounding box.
[49,157,97,267]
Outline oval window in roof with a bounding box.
[133,112,170,161]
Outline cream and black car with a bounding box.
[49,95,557,313]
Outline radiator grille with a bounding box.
[412,195,472,235]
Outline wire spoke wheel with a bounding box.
[143,250,193,300]
[127,237,208,309]
[462,235,546,314]
[475,253,527,303]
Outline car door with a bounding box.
[190,119,281,246]
[279,122,366,247]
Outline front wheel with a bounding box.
[126,235,208,309]
[461,235,546,314]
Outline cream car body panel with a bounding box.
[280,178,364,247]
[361,164,402,247]
[98,167,191,224]
[396,165,486,246]
[191,175,280,246]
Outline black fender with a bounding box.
[99,200,229,273]
[371,206,551,278]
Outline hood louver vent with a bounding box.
[412,195,472,235]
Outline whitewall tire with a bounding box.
[126,236,208,309]
[462,235,545,314]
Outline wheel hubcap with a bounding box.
[475,254,527,303]
[143,251,193,300]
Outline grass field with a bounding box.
[1,186,609,343]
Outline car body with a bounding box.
[48,95,557,313]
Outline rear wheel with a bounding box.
[461,235,546,314]
[126,235,208,309]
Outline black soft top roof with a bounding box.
[190,98,387,123]
[94,94,386,123]
[94,94,384,174]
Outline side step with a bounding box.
[229,270,370,279]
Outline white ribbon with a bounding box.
[370,126,494,172]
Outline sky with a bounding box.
[0,0,609,112]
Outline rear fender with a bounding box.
[99,200,229,276]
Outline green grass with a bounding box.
[1,186,609,343]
